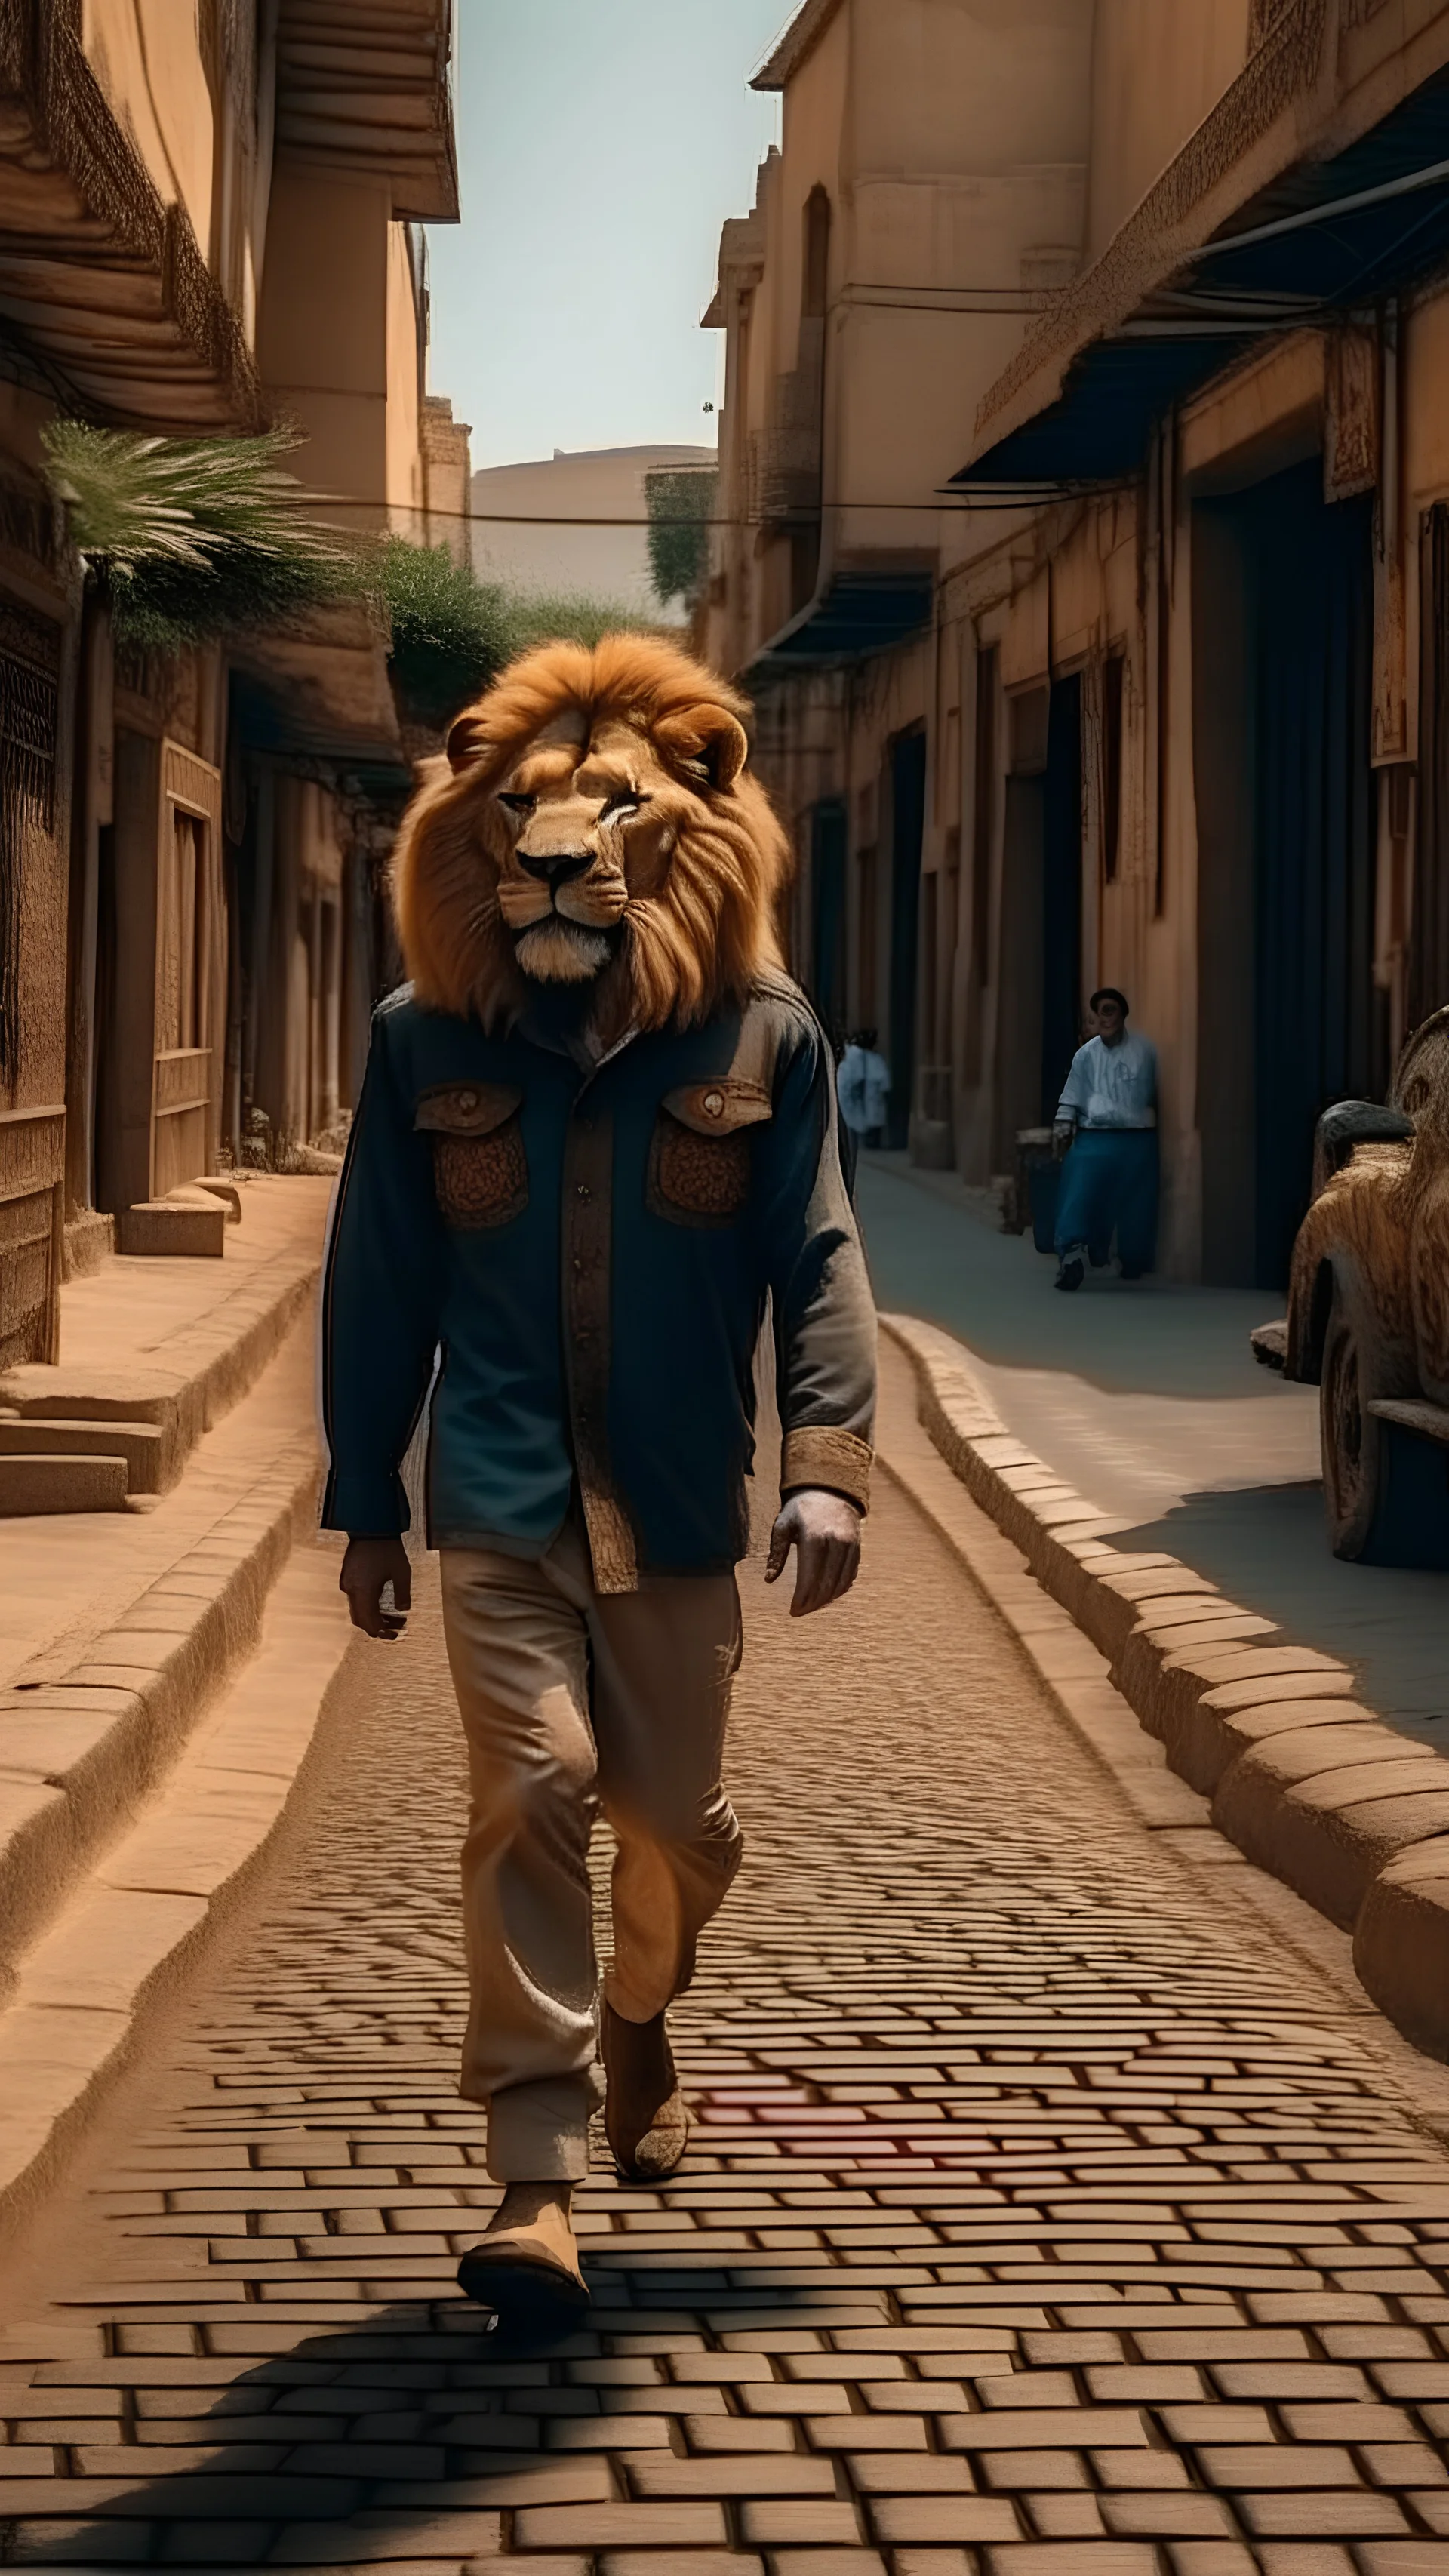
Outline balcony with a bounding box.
[756,319,825,535]
[275,0,459,222]
[0,2,260,430]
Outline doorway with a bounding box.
[887,729,925,1149]
[808,799,847,1045]
[1041,672,1084,1122]
[1194,460,1376,1288]
[992,679,1084,1168]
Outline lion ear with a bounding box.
[446,710,491,774]
[655,704,749,793]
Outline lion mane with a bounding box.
[391,633,791,1036]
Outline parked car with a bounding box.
[1252,1005,1449,1567]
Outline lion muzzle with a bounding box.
[517,847,592,890]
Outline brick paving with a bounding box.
[4,1475,1449,2571]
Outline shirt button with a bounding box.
[576,1182,591,1199]
[457,1089,478,1111]
[703,1089,724,1118]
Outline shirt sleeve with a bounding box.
[758,1014,877,1515]
[319,1007,446,1537]
[1057,1042,1094,1122]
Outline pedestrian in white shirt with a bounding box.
[837,1029,891,1149]
[1051,987,1158,1292]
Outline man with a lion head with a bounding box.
[323,636,876,2340]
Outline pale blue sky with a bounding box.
[426,2,787,469]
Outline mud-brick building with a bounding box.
[0,0,460,1372]
[706,0,1449,1285]
[701,0,1093,1154]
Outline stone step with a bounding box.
[0,1531,352,2242]
[190,1177,242,1221]
[0,1432,321,1977]
[0,1453,127,1518]
[1,1236,321,1493]
[117,1199,226,1258]
[0,1417,168,1495]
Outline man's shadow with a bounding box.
[16,2269,851,2567]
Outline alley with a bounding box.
[5,1450,1449,2571]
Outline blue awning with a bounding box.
[750,568,935,677]
[955,66,1449,494]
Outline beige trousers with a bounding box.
[439,1516,743,2181]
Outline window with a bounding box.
[802,186,830,321]
[157,807,213,1058]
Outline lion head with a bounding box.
[391,634,791,1039]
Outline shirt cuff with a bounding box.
[321,1468,408,1537]
[780,1426,872,1516]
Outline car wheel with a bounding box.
[1320,1291,1384,1560]
[1321,1285,1449,1566]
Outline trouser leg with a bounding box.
[1054,1137,1103,1258]
[439,1540,603,2182]
[1116,1135,1160,1275]
[586,1573,745,2026]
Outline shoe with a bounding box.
[602,2001,692,2181]
[1054,1253,1084,1293]
[456,2193,589,2350]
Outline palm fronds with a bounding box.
[42,423,656,707]
[42,420,362,649]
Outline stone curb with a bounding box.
[0,1434,321,1990]
[881,1310,1449,2062]
[0,1540,356,2250]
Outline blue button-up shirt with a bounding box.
[320,972,876,1591]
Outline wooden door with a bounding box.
[152,740,223,1199]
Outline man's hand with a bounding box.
[340,1535,412,1640]
[1052,1119,1075,1160]
[766,1488,862,1617]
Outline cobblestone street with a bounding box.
[5,1466,1449,2574]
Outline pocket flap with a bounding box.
[414,1081,524,1138]
[662,1077,773,1137]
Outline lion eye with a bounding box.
[601,789,645,821]
[497,791,534,816]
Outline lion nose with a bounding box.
[517,848,592,888]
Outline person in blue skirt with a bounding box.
[1051,987,1159,1291]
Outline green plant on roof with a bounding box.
[41,420,362,651]
[645,467,718,610]
[42,423,657,718]
[376,537,648,733]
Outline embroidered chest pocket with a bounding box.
[416,1082,527,1230]
[648,1078,773,1227]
